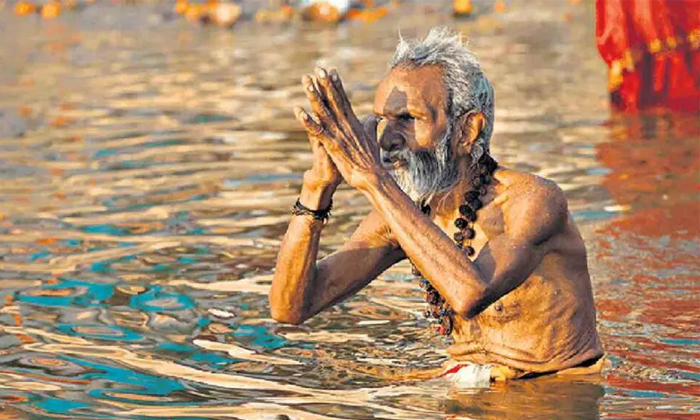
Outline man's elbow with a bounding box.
[269,299,308,325]
[452,291,489,319]
[271,310,306,325]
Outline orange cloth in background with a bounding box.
[595,0,700,112]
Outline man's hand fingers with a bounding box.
[328,69,357,122]
[294,106,324,137]
[302,74,334,128]
[315,67,353,123]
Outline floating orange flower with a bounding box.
[303,2,343,23]
[41,1,61,19]
[14,1,36,16]
[185,4,205,22]
[175,0,188,14]
[346,6,389,22]
[453,0,472,16]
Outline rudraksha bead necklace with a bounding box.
[411,154,498,336]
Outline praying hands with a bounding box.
[294,67,382,192]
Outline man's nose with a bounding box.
[379,131,405,153]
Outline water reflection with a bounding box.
[0,0,698,419]
[596,112,700,237]
[445,378,605,420]
[592,111,700,417]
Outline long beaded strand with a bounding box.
[411,154,498,336]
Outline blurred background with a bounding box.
[0,1,698,419]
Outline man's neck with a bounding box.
[428,158,476,218]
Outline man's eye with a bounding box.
[375,116,387,134]
[398,114,414,121]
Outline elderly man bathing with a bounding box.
[270,28,604,385]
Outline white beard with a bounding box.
[390,166,427,203]
[385,132,459,204]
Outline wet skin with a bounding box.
[270,65,604,374]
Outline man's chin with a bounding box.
[389,169,425,203]
[386,167,405,185]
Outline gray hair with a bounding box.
[389,27,495,163]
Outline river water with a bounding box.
[0,1,698,419]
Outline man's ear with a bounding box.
[455,111,485,156]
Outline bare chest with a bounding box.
[432,197,505,259]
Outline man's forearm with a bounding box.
[360,172,487,315]
[270,178,336,324]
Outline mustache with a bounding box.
[382,146,457,202]
[381,148,436,167]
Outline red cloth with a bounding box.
[595,0,700,112]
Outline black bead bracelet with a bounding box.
[292,198,333,223]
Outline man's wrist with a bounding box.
[300,171,338,210]
[355,167,391,195]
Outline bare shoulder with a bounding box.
[494,168,568,245]
[496,169,567,210]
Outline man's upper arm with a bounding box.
[307,209,405,317]
[468,178,568,316]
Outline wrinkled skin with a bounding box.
[270,65,604,374]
